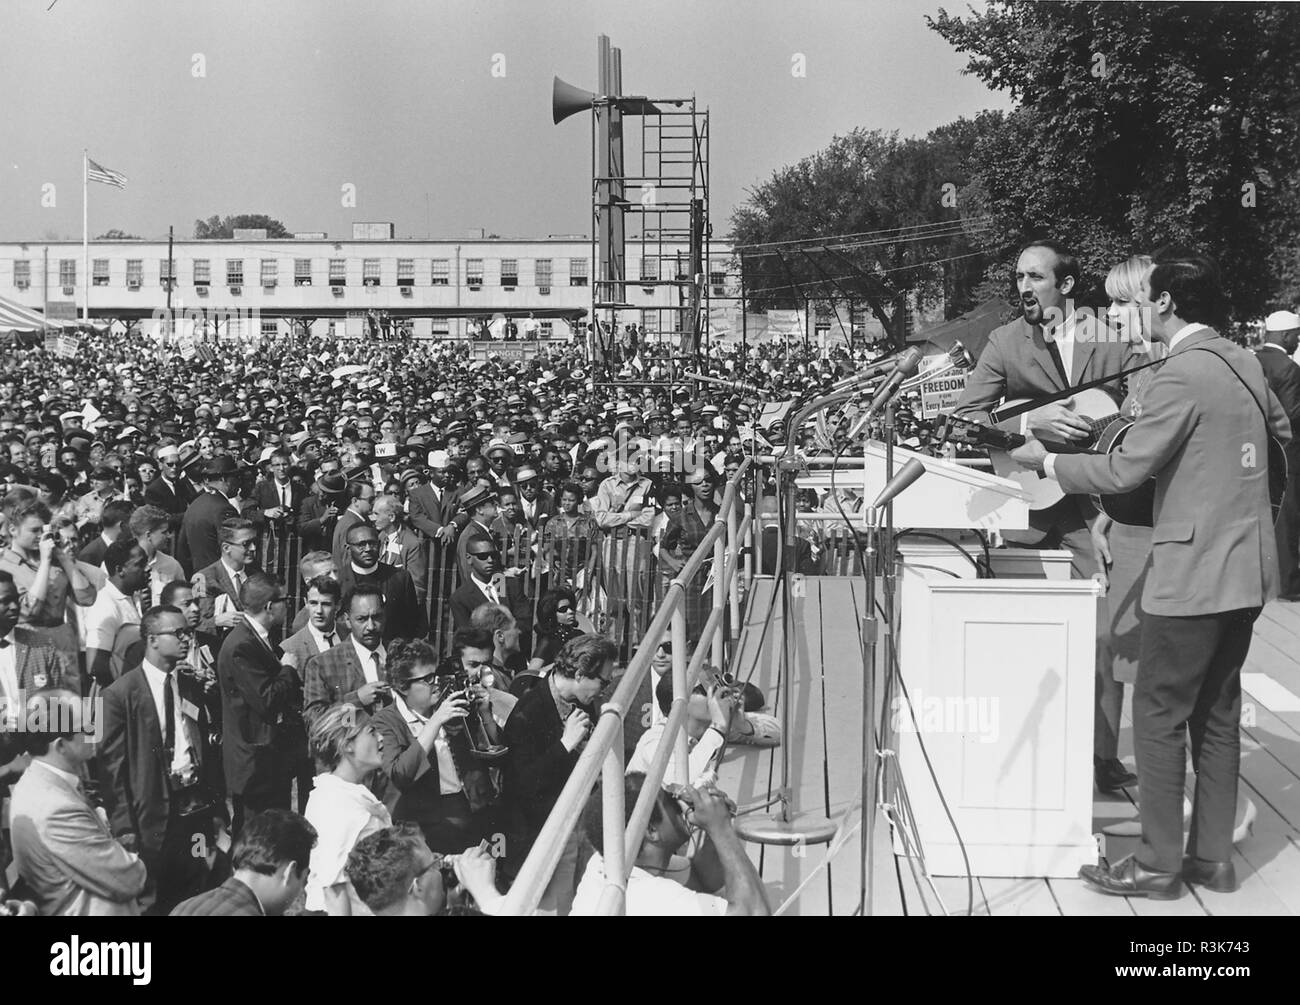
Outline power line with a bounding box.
[733,217,994,252]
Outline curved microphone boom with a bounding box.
[844,348,924,440]
[682,371,769,397]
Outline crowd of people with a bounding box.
[0,328,863,918]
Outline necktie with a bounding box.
[372,651,383,682]
[281,482,290,508]
[322,633,335,649]
[163,671,176,762]
[233,571,245,597]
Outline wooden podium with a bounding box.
[854,442,1099,878]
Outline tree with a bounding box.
[193,214,292,238]
[95,229,140,239]
[928,1,1300,319]
[729,120,998,348]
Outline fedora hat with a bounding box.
[203,454,240,478]
[460,483,498,513]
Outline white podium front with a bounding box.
[892,567,1100,877]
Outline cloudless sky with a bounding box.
[0,0,1010,242]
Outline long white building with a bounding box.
[1,226,738,342]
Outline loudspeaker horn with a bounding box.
[553,76,598,124]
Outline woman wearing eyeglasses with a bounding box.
[533,587,584,664]
[302,702,392,916]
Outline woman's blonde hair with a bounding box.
[310,703,369,773]
[1104,254,1154,304]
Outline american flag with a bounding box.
[86,157,127,188]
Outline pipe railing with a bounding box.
[499,458,752,916]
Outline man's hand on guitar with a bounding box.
[1026,400,1092,442]
[1008,438,1048,471]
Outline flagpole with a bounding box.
[82,148,89,324]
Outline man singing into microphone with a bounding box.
[955,240,1140,793]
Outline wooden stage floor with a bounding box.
[713,576,1300,917]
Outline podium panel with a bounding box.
[893,577,1099,877]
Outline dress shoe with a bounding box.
[1079,855,1184,900]
[1095,758,1138,792]
[1182,857,1237,893]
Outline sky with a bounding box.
[0,0,1011,243]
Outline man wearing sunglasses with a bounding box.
[99,604,223,914]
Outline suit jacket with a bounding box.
[76,533,112,569]
[449,575,528,632]
[145,475,198,531]
[455,518,496,583]
[177,491,238,577]
[332,508,372,572]
[250,477,306,530]
[297,491,338,554]
[9,760,148,916]
[170,876,263,916]
[217,619,298,797]
[406,483,453,540]
[1256,345,1300,463]
[97,665,218,860]
[380,524,429,602]
[502,680,581,862]
[1054,329,1292,616]
[371,703,495,831]
[955,313,1140,534]
[337,562,426,641]
[195,559,252,645]
[302,640,393,730]
[518,491,556,530]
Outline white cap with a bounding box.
[1264,310,1300,333]
[428,449,449,469]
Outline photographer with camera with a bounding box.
[371,639,503,854]
[345,823,503,916]
[573,774,770,917]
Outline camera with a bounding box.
[434,670,507,762]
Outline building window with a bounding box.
[126,260,143,287]
[431,320,450,337]
[295,259,312,286]
[13,260,31,288]
[465,258,484,286]
[535,258,552,289]
[261,259,278,286]
[500,258,518,287]
[431,259,450,285]
[570,257,588,286]
[397,259,415,287]
[159,258,175,287]
[226,259,244,286]
[327,320,337,338]
[261,319,278,336]
[540,321,553,338]
[59,259,76,287]
[640,256,658,282]
[709,269,725,288]
[363,259,380,287]
[193,259,211,285]
[93,259,111,286]
[329,259,346,286]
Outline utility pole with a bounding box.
[166,225,175,338]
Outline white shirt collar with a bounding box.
[350,561,379,575]
[395,693,426,728]
[307,622,335,652]
[1169,323,1209,352]
[221,558,245,583]
[244,613,271,644]
[350,634,385,667]
[33,758,82,790]
[1260,342,1288,353]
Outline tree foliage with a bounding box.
[928,0,1300,317]
[193,214,292,239]
[95,229,140,239]
[730,120,998,347]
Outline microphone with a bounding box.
[947,340,975,372]
[845,348,924,439]
[830,351,908,392]
[683,372,768,397]
[869,457,927,513]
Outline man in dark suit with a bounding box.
[332,479,376,573]
[98,604,224,914]
[1012,253,1291,899]
[449,538,527,632]
[455,483,499,584]
[373,493,429,609]
[1257,310,1300,598]
[955,239,1141,794]
[337,522,425,640]
[502,633,614,915]
[302,585,393,730]
[405,467,456,545]
[514,467,555,530]
[298,465,346,555]
[77,499,134,569]
[170,808,315,917]
[195,517,260,655]
[176,455,240,577]
[216,572,299,836]
[249,450,305,533]
[145,443,199,533]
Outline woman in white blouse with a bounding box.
[303,703,392,916]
